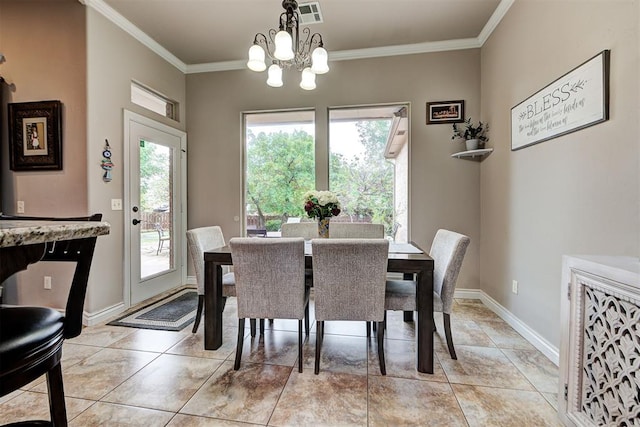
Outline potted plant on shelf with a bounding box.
[451,118,489,151]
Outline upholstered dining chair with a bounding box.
[385,229,470,359]
[186,226,236,333]
[229,237,309,372]
[281,222,385,239]
[312,238,389,375]
[0,213,102,427]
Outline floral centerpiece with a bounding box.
[451,118,489,150]
[303,190,341,238]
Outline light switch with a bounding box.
[17,201,25,214]
[111,199,123,210]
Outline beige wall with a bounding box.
[186,50,483,288]
[480,0,639,348]
[84,7,186,314]
[0,0,87,306]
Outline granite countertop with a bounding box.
[0,220,111,248]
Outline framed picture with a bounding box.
[8,100,62,171]
[426,100,465,124]
[511,50,610,151]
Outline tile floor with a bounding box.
[0,293,561,426]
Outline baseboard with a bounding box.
[186,275,196,285]
[84,301,126,326]
[454,288,560,366]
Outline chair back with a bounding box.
[186,226,226,294]
[229,237,306,319]
[1,213,102,339]
[331,223,384,238]
[312,238,389,322]
[281,222,384,239]
[430,229,470,313]
[281,222,317,239]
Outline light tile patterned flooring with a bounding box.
[0,292,561,426]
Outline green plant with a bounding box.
[451,118,489,142]
[265,219,281,231]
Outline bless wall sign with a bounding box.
[511,50,610,151]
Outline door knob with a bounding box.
[132,219,141,225]
[132,206,139,212]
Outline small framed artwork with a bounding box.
[8,100,62,171]
[426,100,465,124]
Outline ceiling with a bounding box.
[94,0,509,73]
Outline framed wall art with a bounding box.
[8,100,63,171]
[511,50,610,151]
[426,100,464,124]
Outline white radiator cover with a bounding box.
[559,255,640,426]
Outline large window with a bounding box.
[244,110,315,236]
[242,105,409,241]
[329,105,409,242]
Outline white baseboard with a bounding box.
[83,301,125,326]
[454,288,559,366]
[186,275,196,285]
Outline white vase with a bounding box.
[465,139,479,151]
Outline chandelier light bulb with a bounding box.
[310,47,329,74]
[299,67,316,90]
[247,45,267,72]
[266,64,283,87]
[273,30,295,61]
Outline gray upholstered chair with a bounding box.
[186,226,236,333]
[312,238,389,375]
[281,222,384,239]
[385,229,470,359]
[229,237,309,372]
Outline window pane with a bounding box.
[244,110,315,236]
[329,105,409,242]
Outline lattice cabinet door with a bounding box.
[559,256,640,427]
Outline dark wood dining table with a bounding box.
[203,241,436,374]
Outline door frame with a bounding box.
[123,109,187,309]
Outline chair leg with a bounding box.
[298,319,303,373]
[47,362,68,427]
[250,319,256,337]
[314,321,324,374]
[259,319,265,335]
[304,302,310,336]
[366,321,371,337]
[192,295,204,333]
[234,318,245,370]
[377,321,386,375]
[403,310,413,322]
[443,313,457,360]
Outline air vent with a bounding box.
[298,2,323,24]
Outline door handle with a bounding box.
[132,219,141,225]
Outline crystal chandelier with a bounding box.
[247,0,329,90]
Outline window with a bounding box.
[131,82,178,121]
[243,110,315,236]
[329,105,409,242]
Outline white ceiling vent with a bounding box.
[298,2,323,24]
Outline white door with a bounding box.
[124,110,187,306]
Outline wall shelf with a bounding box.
[451,148,493,161]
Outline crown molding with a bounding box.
[82,0,513,76]
[80,0,187,73]
[478,0,515,45]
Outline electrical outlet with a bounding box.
[17,200,25,214]
[111,199,123,210]
[512,280,518,294]
[44,276,52,290]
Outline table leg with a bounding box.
[416,269,434,373]
[204,261,223,350]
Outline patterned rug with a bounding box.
[107,288,198,331]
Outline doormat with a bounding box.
[107,288,198,331]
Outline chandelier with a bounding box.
[247,0,329,90]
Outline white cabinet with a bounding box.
[559,255,640,426]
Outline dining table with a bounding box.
[203,240,436,374]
